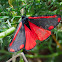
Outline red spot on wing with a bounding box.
[9,22,22,47]
[58,18,61,22]
[24,25,36,50]
[10,48,15,52]
[28,15,57,19]
[48,26,54,30]
[29,21,51,41]
[20,44,24,49]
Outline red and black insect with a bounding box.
[8,15,61,52]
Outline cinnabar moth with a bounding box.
[8,15,61,52]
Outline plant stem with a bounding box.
[26,52,62,58]
[6,52,28,62]
[12,53,16,62]
[52,34,62,49]
[0,27,15,38]
[0,50,12,55]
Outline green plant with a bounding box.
[0,0,62,62]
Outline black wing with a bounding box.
[8,22,26,52]
[28,15,61,30]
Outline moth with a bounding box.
[8,15,61,52]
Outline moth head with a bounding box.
[22,16,29,24]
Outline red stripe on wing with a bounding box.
[48,26,54,30]
[28,15,57,19]
[9,22,22,47]
[24,24,36,50]
[20,44,24,49]
[10,48,15,52]
[29,21,51,41]
[58,18,61,22]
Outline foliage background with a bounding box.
[0,0,62,62]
